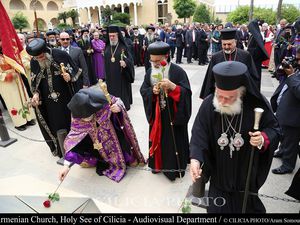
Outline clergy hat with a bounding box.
[133,26,138,30]
[146,26,155,32]
[220,28,237,40]
[26,38,48,56]
[81,28,89,35]
[67,86,108,118]
[46,30,56,36]
[224,22,233,28]
[108,25,120,33]
[147,40,170,55]
[213,61,247,90]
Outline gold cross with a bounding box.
[93,141,103,150]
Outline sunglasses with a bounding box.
[61,38,70,41]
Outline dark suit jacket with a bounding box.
[271,71,300,127]
[196,29,208,49]
[185,29,195,47]
[65,46,90,87]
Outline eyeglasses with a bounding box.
[61,38,70,41]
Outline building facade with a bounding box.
[4,0,215,32]
[4,0,64,31]
[64,0,215,26]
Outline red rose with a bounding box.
[5,73,14,82]
[43,200,51,208]
[11,108,18,116]
[160,60,167,67]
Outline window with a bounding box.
[30,0,44,10]
[47,1,59,11]
[157,0,168,24]
[9,0,26,10]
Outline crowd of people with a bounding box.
[0,13,300,213]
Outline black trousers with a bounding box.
[278,125,300,171]
[198,47,206,64]
[176,46,183,63]
[186,46,193,63]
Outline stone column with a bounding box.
[134,3,138,25]
[121,4,124,13]
[87,7,92,23]
[77,8,82,26]
[98,6,102,25]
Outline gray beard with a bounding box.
[83,37,90,42]
[110,40,119,46]
[146,33,154,42]
[213,95,243,116]
[37,53,52,70]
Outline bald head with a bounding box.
[59,32,70,48]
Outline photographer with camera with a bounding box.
[270,46,300,174]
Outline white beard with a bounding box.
[110,40,118,46]
[213,94,243,116]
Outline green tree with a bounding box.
[112,12,130,25]
[227,6,276,25]
[173,0,197,23]
[253,8,276,25]
[58,11,68,24]
[193,3,211,23]
[102,7,114,24]
[67,9,79,26]
[57,23,72,31]
[227,6,249,24]
[11,12,29,32]
[281,4,300,24]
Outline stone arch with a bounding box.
[30,0,44,10]
[47,1,58,11]
[9,0,26,10]
[50,18,59,26]
[33,18,47,31]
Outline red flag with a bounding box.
[0,1,25,75]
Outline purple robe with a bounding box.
[91,39,105,79]
[64,97,145,182]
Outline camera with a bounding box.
[281,56,297,69]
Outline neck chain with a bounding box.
[223,49,237,61]
[110,42,119,63]
[217,108,244,158]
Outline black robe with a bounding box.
[131,34,144,66]
[30,49,80,157]
[140,63,192,181]
[104,42,134,111]
[77,38,97,85]
[200,49,260,99]
[190,93,280,213]
[247,21,269,79]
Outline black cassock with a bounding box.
[190,94,280,213]
[31,49,80,157]
[104,42,134,111]
[200,49,260,99]
[140,63,192,181]
[77,38,97,85]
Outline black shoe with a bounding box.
[272,166,293,175]
[273,151,283,158]
[26,119,36,126]
[15,125,26,131]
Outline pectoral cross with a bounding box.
[93,141,103,150]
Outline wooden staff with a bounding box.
[242,108,264,213]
